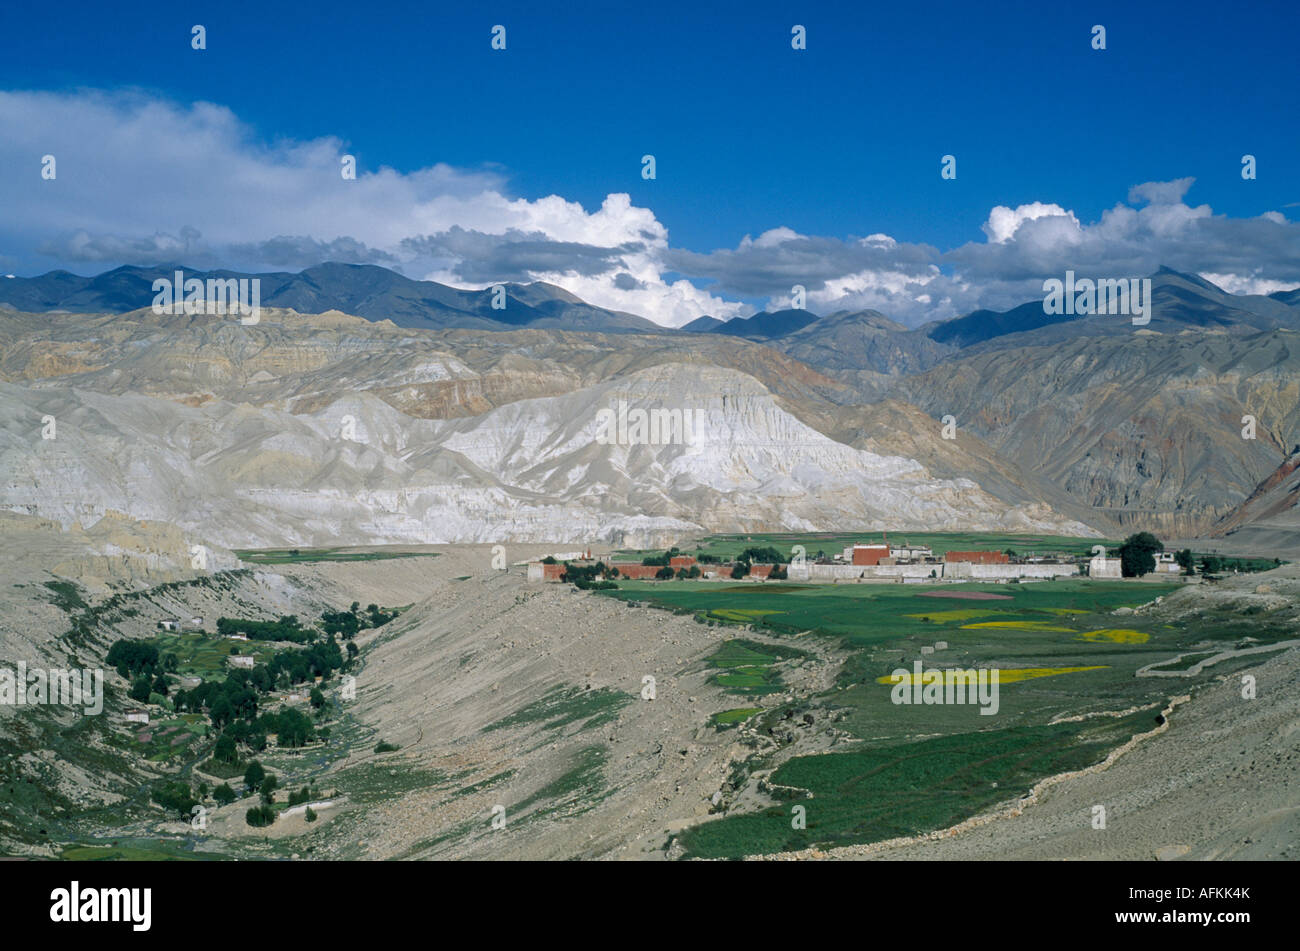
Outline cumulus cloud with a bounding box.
[671,180,1300,324]
[2,88,1297,328]
[0,88,743,327]
[982,202,1080,244]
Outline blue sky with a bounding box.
[1,0,1298,325]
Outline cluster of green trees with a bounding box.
[737,546,785,564]
[106,641,162,678]
[287,785,318,807]
[323,602,397,637]
[254,707,316,748]
[129,672,172,703]
[561,561,620,588]
[150,777,244,819]
[1200,554,1279,575]
[1115,532,1163,577]
[562,561,614,583]
[320,610,360,638]
[216,614,314,643]
[1114,533,1281,577]
[265,638,345,685]
[151,780,199,819]
[245,805,275,827]
[729,546,788,580]
[175,671,261,726]
[640,547,682,566]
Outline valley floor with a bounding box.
[3,535,1297,861]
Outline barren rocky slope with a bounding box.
[896,329,1300,536]
[1,307,1095,547]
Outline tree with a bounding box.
[243,761,266,793]
[655,565,675,580]
[1175,549,1195,575]
[245,805,275,828]
[129,675,152,703]
[213,783,236,806]
[210,694,234,728]
[151,781,198,819]
[310,687,325,709]
[213,733,238,764]
[106,640,160,678]
[730,562,749,580]
[1117,532,1162,577]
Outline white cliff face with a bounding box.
[0,365,1094,548]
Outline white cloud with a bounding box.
[981,202,1081,244]
[1199,272,1300,296]
[0,88,741,327]
[2,89,1297,329]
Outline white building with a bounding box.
[228,655,255,669]
[889,546,934,561]
[1150,551,1182,574]
[1089,553,1122,579]
[124,709,150,724]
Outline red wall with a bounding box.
[944,550,1009,564]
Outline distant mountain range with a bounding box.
[684,266,1300,373]
[0,262,661,333]
[5,263,1297,358]
[3,261,1299,548]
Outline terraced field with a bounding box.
[594,570,1294,858]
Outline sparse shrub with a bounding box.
[245,805,275,827]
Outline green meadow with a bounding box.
[592,532,1290,858]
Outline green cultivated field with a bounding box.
[593,532,1289,858]
[152,632,275,677]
